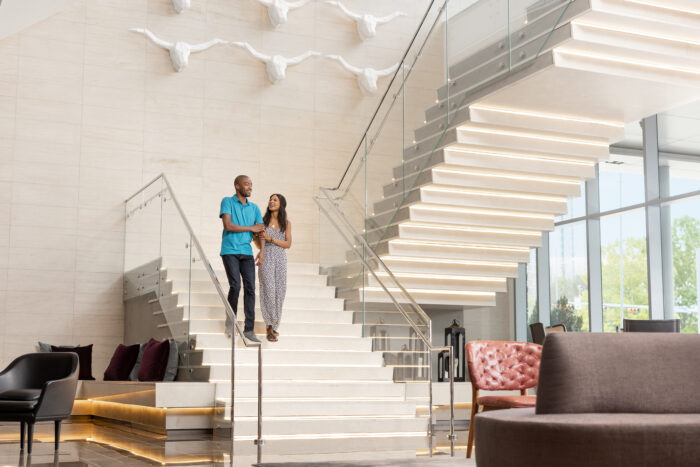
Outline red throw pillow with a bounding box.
[104,344,141,381]
[52,344,94,380]
[137,338,170,382]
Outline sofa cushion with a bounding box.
[478,395,536,409]
[0,389,41,401]
[475,408,700,467]
[38,341,77,353]
[138,339,170,382]
[163,339,179,382]
[52,344,94,381]
[536,333,700,414]
[104,344,141,381]
[128,343,147,381]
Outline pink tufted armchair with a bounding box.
[466,340,542,458]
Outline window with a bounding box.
[600,209,649,332]
[549,222,589,332]
[598,153,645,213]
[555,183,585,222]
[668,197,700,333]
[526,249,538,342]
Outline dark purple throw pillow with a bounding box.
[52,344,94,381]
[137,338,170,382]
[104,344,141,381]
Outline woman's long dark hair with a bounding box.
[263,193,287,233]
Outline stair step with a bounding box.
[224,415,428,436]
[194,348,384,366]
[374,239,531,263]
[160,306,353,325]
[367,203,555,232]
[204,364,394,381]
[194,333,373,352]
[216,398,417,417]
[215,380,407,399]
[160,294,344,311]
[181,320,362,337]
[165,280,336,298]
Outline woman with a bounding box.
[255,194,292,342]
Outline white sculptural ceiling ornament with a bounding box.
[233,42,320,84]
[130,28,226,72]
[325,55,398,95]
[252,0,313,28]
[324,1,407,41]
[172,0,190,13]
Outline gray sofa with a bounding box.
[475,332,700,466]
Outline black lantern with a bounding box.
[444,319,466,382]
[437,350,450,382]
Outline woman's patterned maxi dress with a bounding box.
[259,226,287,331]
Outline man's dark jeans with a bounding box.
[221,254,256,333]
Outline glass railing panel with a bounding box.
[124,177,164,274]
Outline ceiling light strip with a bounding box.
[421,185,568,202]
[447,146,596,166]
[555,47,700,75]
[389,238,530,252]
[433,167,581,185]
[469,103,624,127]
[401,222,542,236]
[626,0,700,15]
[459,125,610,147]
[381,255,517,267]
[411,203,555,220]
[573,19,700,46]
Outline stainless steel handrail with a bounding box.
[331,0,447,191]
[125,174,264,464]
[314,191,456,457]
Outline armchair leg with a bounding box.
[54,420,61,451]
[20,422,25,451]
[27,422,34,455]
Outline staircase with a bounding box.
[123,255,430,459]
[323,0,700,314]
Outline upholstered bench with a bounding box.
[474,332,700,467]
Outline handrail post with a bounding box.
[256,344,264,463]
[448,346,455,457]
[230,325,236,463]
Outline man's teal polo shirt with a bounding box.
[219,196,263,256]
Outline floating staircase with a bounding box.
[325,0,700,314]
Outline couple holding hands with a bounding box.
[219,175,292,343]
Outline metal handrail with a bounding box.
[314,191,456,457]
[125,174,264,464]
[331,0,446,191]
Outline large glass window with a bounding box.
[555,183,586,222]
[598,153,645,213]
[601,209,649,332]
[549,222,589,332]
[669,197,700,333]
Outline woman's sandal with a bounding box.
[266,332,278,342]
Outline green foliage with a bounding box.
[551,296,584,332]
[672,215,700,308]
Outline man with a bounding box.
[220,175,265,343]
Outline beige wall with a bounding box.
[0,0,443,374]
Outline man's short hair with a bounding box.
[234,175,249,187]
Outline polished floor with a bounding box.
[0,423,476,466]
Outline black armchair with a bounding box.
[0,353,79,454]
